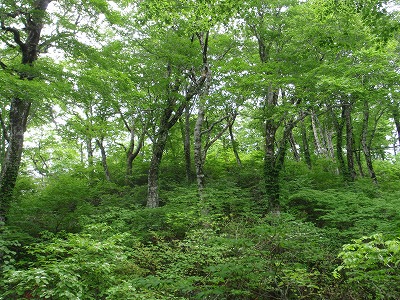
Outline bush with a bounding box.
[334,233,400,299]
[1,223,140,300]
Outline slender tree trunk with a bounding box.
[325,129,335,160]
[86,138,94,168]
[96,138,111,182]
[355,149,365,177]
[361,100,377,184]
[343,101,356,181]
[311,111,324,156]
[289,130,300,161]
[264,90,280,212]
[182,105,194,183]
[392,109,400,151]
[330,108,347,179]
[228,119,242,167]
[300,119,312,169]
[194,104,206,200]
[146,31,209,208]
[126,126,136,178]
[126,128,144,185]
[0,111,7,169]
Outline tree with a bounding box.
[133,0,239,208]
[0,0,121,221]
[0,0,54,223]
[239,0,306,212]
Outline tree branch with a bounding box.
[201,114,231,136]
[203,123,230,159]
[0,21,26,50]
[0,59,7,70]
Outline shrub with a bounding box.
[334,234,400,299]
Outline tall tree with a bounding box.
[0,0,120,221]
[239,0,306,212]
[0,0,53,223]
[133,0,238,207]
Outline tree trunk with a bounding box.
[86,138,94,168]
[96,138,111,182]
[126,127,144,185]
[147,129,169,208]
[330,108,347,179]
[0,111,7,169]
[392,108,400,151]
[343,101,356,181]
[311,111,324,156]
[194,104,206,200]
[300,118,312,169]
[181,105,194,183]
[0,0,52,223]
[355,148,365,177]
[289,130,300,162]
[325,129,335,160]
[361,100,377,184]
[264,90,280,212]
[265,119,294,213]
[0,99,31,222]
[228,118,242,167]
[146,31,209,208]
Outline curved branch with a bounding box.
[0,21,26,50]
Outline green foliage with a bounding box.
[287,185,400,241]
[334,233,400,299]
[2,0,400,299]
[7,175,93,236]
[2,223,139,300]
[0,225,20,272]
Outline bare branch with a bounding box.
[204,123,230,158]
[201,114,231,136]
[0,21,26,50]
[115,106,131,132]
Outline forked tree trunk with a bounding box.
[146,32,209,208]
[355,149,365,177]
[126,127,144,185]
[96,138,111,182]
